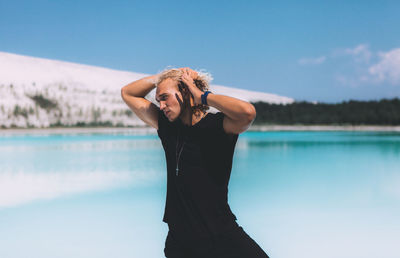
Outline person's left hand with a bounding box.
[179,67,203,105]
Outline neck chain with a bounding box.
[175,129,185,176]
[175,111,207,176]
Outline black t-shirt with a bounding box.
[157,108,239,239]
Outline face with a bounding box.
[155,78,187,122]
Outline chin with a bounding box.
[166,110,180,122]
[166,112,175,122]
[169,115,178,122]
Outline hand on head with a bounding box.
[178,67,198,80]
[178,67,203,106]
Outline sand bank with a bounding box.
[0,127,155,136]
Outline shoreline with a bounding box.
[248,125,400,132]
[0,127,155,136]
[1,124,400,135]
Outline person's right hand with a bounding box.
[178,67,198,80]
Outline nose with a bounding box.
[160,101,167,110]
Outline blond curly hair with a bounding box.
[155,67,213,114]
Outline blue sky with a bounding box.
[1,0,400,103]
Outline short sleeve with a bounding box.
[214,112,225,135]
[214,112,239,140]
[157,108,168,139]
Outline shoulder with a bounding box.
[157,108,171,138]
[213,112,239,139]
[157,108,164,129]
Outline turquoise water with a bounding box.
[0,131,399,258]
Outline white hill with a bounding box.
[0,51,294,128]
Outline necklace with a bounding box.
[175,131,185,176]
[175,111,207,176]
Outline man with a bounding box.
[121,67,269,258]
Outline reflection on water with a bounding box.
[243,131,400,155]
[0,131,399,258]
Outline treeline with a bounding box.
[251,98,400,125]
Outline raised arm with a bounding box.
[206,94,256,134]
[180,68,256,134]
[121,74,160,130]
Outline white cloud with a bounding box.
[334,74,361,88]
[344,44,372,63]
[332,44,400,86]
[368,48,400,84]
[298,56,326,65]
[0,170,159,209]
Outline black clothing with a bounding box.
[157,109,239,235]
[157,109,269,257]
[164,224,269,258]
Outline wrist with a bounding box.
[201,91,212,105]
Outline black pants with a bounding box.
[164,225,269,258]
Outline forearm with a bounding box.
[121,74,159,98]
[206,93,256,122]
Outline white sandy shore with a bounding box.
[0,127,156,136]
[1,125,400,136]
